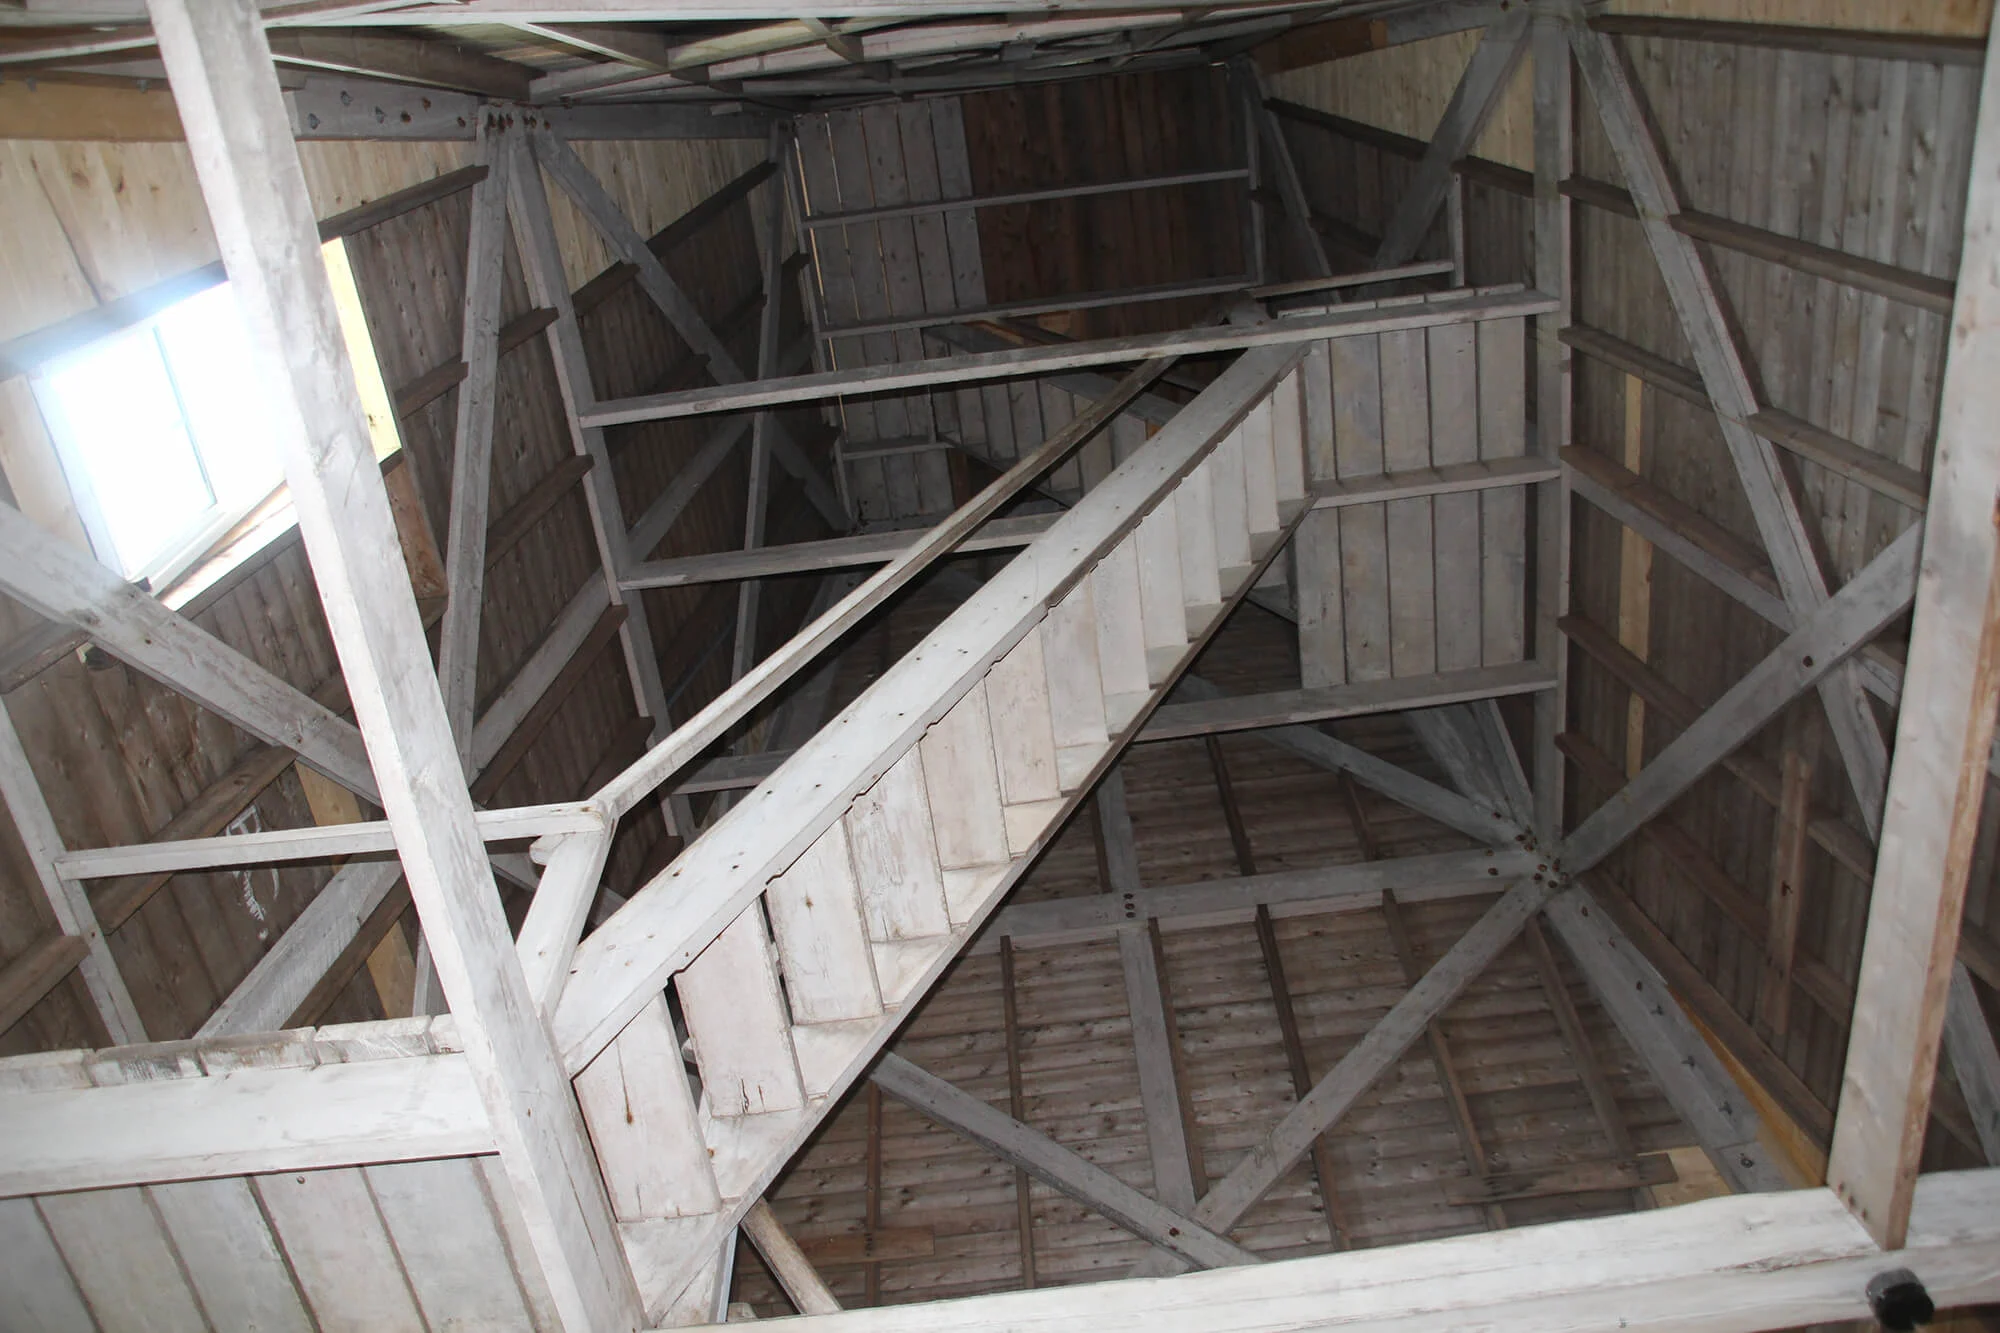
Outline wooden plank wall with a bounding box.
[797,70,1246,525]
[1293,316,1530,689]
[0,133,823,1054]
[0,1019,561,1332]
[729,592,1691,1313]
[1267,20,1999,1175]
[961,67,1252,341]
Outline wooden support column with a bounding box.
[732,132,792,685]
[435,122,512,767]
[1530,1,1575,839]
[998,937,1038,1289]
[1238,58,1330,281]
[144,3,641,1326]
[1377,9,1532,267]
[1828,25,2000,1248]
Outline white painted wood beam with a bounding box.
[0,1050,491,1197]
[1828,24,2000,1246]
[145,3,640,1325]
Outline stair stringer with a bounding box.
[557,343,1313,1319]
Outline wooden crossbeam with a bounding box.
[1567,15,1894,837]
[1375,9,1530,266]
[0,502,379,802]
[1127,876,1558,1278]
[870,1053,1259,1272]
[578,287,1558,427]
[1541,886,1789,1193]
[1560,525,1921,875]
[0,1047,491,1197]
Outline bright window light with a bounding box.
[33,240,399,595]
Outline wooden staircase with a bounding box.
[546,338,1309,1317]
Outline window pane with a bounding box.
[156,284,285,511]
[40,326,214,578]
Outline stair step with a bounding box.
[919,683,1009,878]
[869,938,943,1008]
[941,863,1008,922]
[1092,541,1150,701]
[1104,689,1149,733]
[679,907,804,1118]
[1134,498,1188,663]
[765,819,883,1025]
[792,1017,880,1098]
[1044,576,1109,758]
[1176,461,1223,611]
[846,749,952,942]
[1055,741,1105,792]
[1003,797,1067,855]
[987,625,1061,807]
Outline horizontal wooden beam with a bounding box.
[1562,174,1956,316]
[1144,662,1556,743]
[805,166,1249,229]
[1562,323,1929,510]
[1250,259,1457,300]
[980,847,1538,949]
[580,287,1559,427]
[54,802,601,880]
[820,275,1253,341]
[0,1044,490,1197]
[1589,13,1985,66]
[620,513,1058,590]
[772,1167,2000,1331]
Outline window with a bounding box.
[32,239,401,600]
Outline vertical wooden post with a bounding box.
[1530,2,1574,840]
[1617,375,1651,781]
[1827,26,2000,1249]
[999,936,1038,1290]
[144,2,641,1324]
[732,131,793,685]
